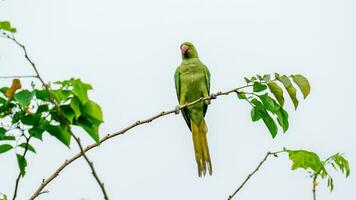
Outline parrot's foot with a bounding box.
[205,99,211,105]
[174,105,180,115]
[210,93,217,99]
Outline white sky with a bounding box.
[0,0,355,199]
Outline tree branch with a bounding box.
[3,33,109,200]
[29,83,252,199]
[12,130,31,200]
[227,152,274,200]
[312,175,318,200]
[0,75,37,79]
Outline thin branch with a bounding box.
[0,75,37,79]
[3,33,109,200]
[312,175,318,200]
[69,133,109,200]
[12,130,31,200]
[227,152,274,200]
[29,83,252,200]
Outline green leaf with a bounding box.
[244,77,251,84]
[327,175,334,192]
[52,89,71,103]
[250,76,257,82]
[16,154,27,177]
[0,96,6,104]
[291,74,311,99]
[82,100,103,125]
[257,74,264,81]
[14,90,35,107]
[60,105,75,123]
[49,109,61,123]
[29,120,49,141]
[250,107,261,122]
[277,75,299,109]
[0,101,15,116]
[330,153,350,177]
[259,110,278,138]
[276,108,289,132]
[0,87,9,96]
[36,104,49,114]
[286,149,325,173]
[18,143,36,153]
[21,114,41,126]
[274,73,280,79]
[71,79,92,104]
[253,82,267,92]
[0,128,15,141]
[44,124,71,146]
[0,21,17,33]
[70,97,81,119]
[0,144,13,154]
[29,127,45,141]
[251,98,265,111]
[263,74,271,81]
[0,127,6,134]
[35,90,49,101]
[267,82,285,106]
[0,135,15,140]
[251,96,279,137]
[236,91,247,100]
[258,94,280,113]
[54,80,71,87]
[12,111,25,124]
[76,117,100,143]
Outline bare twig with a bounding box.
[12,131,31,200]
[227,152,274,200]
[29,84,252,199]
[312,175,318,200]
[3,33,109,200]
[0,75,37,79]
[70,134,109,200]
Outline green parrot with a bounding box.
[174,42,212,176]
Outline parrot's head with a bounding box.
[180,42,199,59]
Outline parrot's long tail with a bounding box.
[191,118,212,177]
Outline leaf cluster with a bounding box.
[284,149,350,191]
[0,21,16,33]
[0,78,103,177]
[237,73,310,138]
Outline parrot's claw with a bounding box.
[205,99,211,105]
[210,93,217,99]
[175,105,180,115]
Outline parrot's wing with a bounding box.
[174,67,180,101]
[203,65,211,116]
[204,65,211,93]
[174,66,191,130]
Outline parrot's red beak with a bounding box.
[180,44,189,55]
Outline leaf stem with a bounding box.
[0,75,38,79]
[312,175,318,200]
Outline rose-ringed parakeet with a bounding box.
[174,42,212,176]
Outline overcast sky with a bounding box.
[0,0,355,199]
